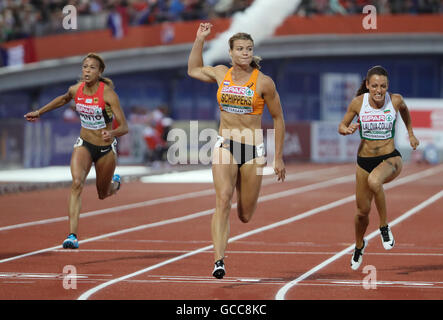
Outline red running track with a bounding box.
[0,163,442,300]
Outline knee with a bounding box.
[71,177,84,194]
[97,192,107,200]
[237,204,256,223]
[238,214,252,223]
[238,210,252,223]
[217,191,233,211]
[97,185,110,200]
[356,210,369,220]
[367,175,382,193]
[355,213,369,231]
[356,205,370,222]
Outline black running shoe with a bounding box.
[212,259,225,279]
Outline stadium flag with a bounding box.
[0,38,36,66]
[107,8,128,39]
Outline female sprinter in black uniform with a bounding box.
[338,65,419,270]
[188,23,286,279]
[24,53,129,249]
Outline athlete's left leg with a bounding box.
[94,150,118,200]
[236,157,265,223]
[367,156,402,227]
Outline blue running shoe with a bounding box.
[62,233,79,249]
[112,174,121,191]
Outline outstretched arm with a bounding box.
[24,85,75,122]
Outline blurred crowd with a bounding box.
[297,0,443,16]
[0,0,253,42]
[127,104,173,163]
[1,0,442,43]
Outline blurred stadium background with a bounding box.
[0,0,442,175]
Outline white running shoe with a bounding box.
[379,225,395,250]
[212,259,225,279]
[350,239,367,271]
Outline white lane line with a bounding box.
[274,189,443,300]
[52,248,443,257]
[0,166,343,232]
[77,166,443,300]
[0,189,214,232]
[0,174,354,264]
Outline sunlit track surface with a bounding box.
[0,163,442,300]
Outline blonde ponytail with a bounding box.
[250,55,262,70]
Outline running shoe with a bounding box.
[212,259,225,279]
[350,239,367,270]
[62,233,79,249]
[379,225,395,250]
[112,174,121,191]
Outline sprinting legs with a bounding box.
[236,158,264,223]
[354,156,402,249]
[211,148,264,266]
[368,156,402,227]
[69,146,93,236]
[211,147,238,263]
[95,151,118,199]
[68,147,119,237]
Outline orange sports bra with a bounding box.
[216,68,265,115]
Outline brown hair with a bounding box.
[228,32,262,70]
[82,52,115,88]
[356,65,388,96]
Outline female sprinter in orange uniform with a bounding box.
[188,23,286,279]
[24,53,129,249]
[338,65,419,270]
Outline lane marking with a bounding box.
[0,166,344,232]
[275,189,443,300]
[52,248,443,256]
[3,274,443,290]
[77,166,443,300]
[0,173,354,264]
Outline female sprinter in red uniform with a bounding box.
[338,65,419,270]
[188,23,286,279]
[24,53,129,249]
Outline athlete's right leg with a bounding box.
[211,146,238,263]
[351,165,373,269]
[355,165,373,249]
[68,146,93,236]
